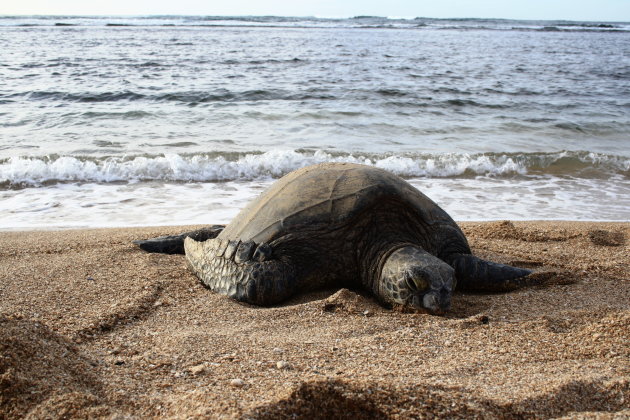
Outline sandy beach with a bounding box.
[1,221,628,419]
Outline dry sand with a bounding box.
[1,221,628,419]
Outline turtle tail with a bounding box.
[133,225,225,254]
[451,254,533,292]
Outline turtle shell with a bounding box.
[218,162,458,245]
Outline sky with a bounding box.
[1,0,629,22]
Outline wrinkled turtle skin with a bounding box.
[135,163,531,313]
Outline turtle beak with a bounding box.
[415,288,451,314]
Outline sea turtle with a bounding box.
[135,162,531,313]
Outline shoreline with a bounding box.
[2,219,629,232]
[1,221,628,418]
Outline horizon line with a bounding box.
[1,14,629,23]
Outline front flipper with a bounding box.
[184,237,298,306]
[133,225,225,254]
[452,254,533,292]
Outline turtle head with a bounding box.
[379,246,455,314]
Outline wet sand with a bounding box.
[1,221,628,419]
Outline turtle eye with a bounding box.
[405,271,429,293]
[405,272,417,291]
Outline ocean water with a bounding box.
[1,15,629,229]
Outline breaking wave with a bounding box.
[1,150,627,188]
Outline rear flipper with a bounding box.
[133,225,225,254]
[184,237,298,306]
[451,254,533,292]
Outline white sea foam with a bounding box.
[4,149,625,187]
[2,153,629,228]
[1,175,628,230]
